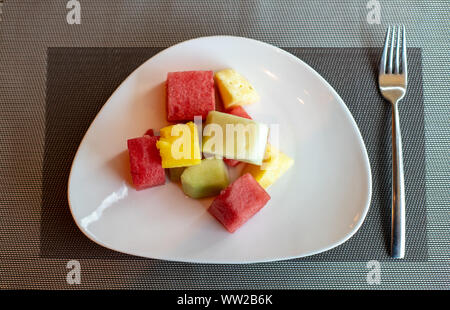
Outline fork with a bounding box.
[379,25,407,258]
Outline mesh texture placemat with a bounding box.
[41,47,427,262]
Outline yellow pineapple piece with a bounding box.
[156,122,201,168]
[242,144,294,189]
[215,69,260,109]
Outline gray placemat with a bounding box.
[41,47,427,262]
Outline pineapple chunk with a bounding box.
[242,144,294,189]
[156,122,201,168]
[215,69,260,109]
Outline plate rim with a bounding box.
[67,35,373,263]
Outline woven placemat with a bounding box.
[41,47,427,262]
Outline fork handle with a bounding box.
[391,102,406,258]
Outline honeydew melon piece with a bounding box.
[180,159,229,199]
[202,111,269,165]
[223,106,252,166]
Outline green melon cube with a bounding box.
[202,111,269,165]
[180,159,229,198]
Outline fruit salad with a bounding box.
[126,69,294,232]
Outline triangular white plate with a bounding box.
[68,36,372,263]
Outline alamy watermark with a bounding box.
[66,0,81,25]
[66,260,81,284]
[168,119,279,169]
[366,0,381,24]
[366,260,381,284]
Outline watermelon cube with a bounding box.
[127,136,165,190]
[143,128,154,136]
[223,106,252,166]
[226,106,252,120]
[223,158,241,167]
[166,71,215,122]
[208,173,270,233]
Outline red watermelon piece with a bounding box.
[226,106,252,119]
[166,71,215,122]
[223,158,240,167]
[127,135,165,190]
[223,106,252,167]
[208,173,270,233]
[143,129,154,136]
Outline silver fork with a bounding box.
[379,25,407,258]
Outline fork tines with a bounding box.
[379,25,407,76]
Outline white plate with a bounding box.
[68,36,372,263]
